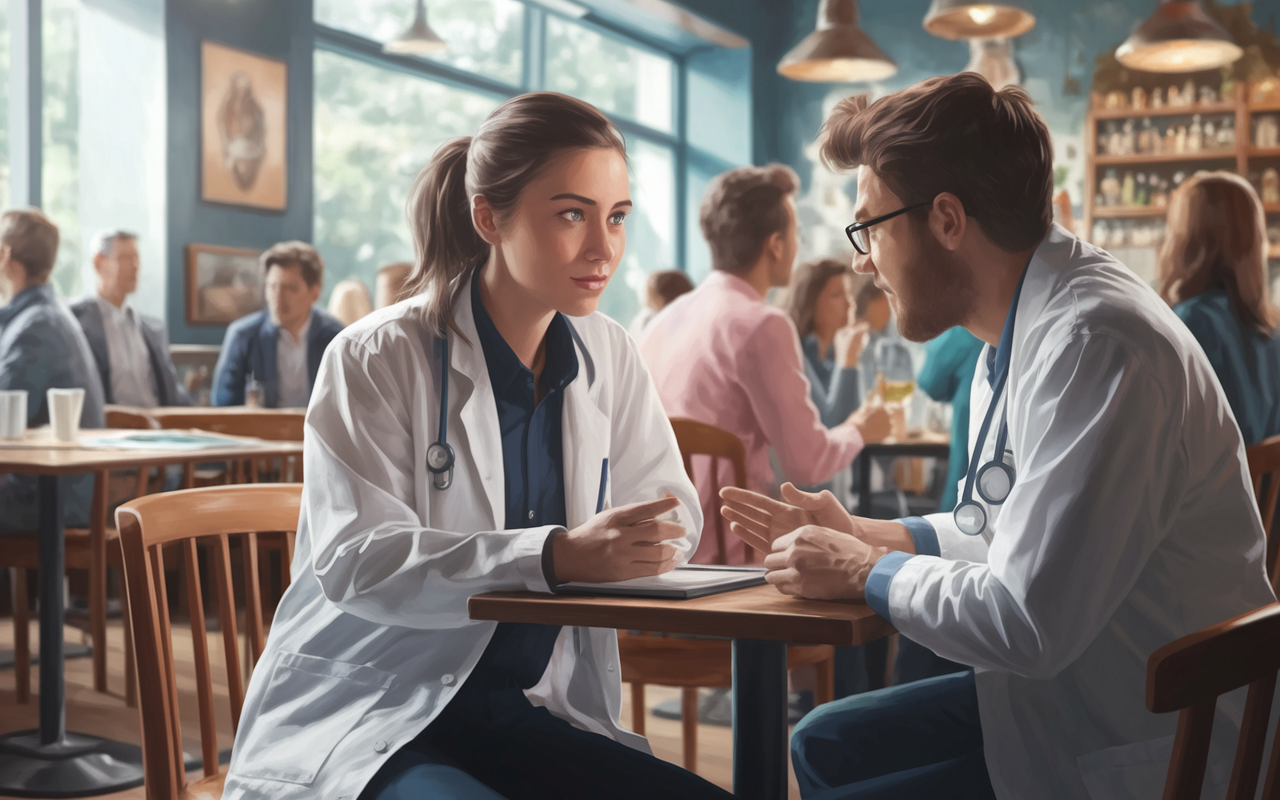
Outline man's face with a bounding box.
[851,166,975,342]
[265,263,320,331]
[769,198,800,288]
[96,238,140,298]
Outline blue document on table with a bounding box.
[554,564,767,600]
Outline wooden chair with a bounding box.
[619,418,835,772]
[1246,435,1280,593]
[115,484,301,799]
[1146,602,1280,800]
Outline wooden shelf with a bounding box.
[1093,206,1167,219]
[1249,103,1280,114]
[1095,151,1236,166]
[1249,147,1280,158]
[1090,103,1238,121]
[1269,245,1280,259]
[1265,204,1280,214]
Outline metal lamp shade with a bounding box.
[778,0,897,83]
[923,1,1036,40]
[1115,1,1242,73]
[384,0,447,55]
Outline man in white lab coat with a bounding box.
[720,73,1276,800]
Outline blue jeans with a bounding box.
[791,671,995,800]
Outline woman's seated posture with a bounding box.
[786,257,866,428]
[1159,170,1280,445]
[221,92,732,800]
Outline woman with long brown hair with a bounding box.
[785,257,868,427]
[220,92,730,800]
[1159,170,1280,444]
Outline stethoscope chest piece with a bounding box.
[977,454,1015,505]
[953,501,987,537]
[427,441,455,490]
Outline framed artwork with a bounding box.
[186,244,265,325]
[201,41,288,211]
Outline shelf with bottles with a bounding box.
[1090,218,1166,251]
[1246,167,1280,207]
[1096,113,1237,161]
[1095,167,1199,213]
[1090,80,1233,119]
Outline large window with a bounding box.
[43,0,79,300]
[314,2,685,328]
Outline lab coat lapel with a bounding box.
[561,328,610,531]
[449,286,505,530]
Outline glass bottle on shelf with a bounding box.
[1138,119,1153,154]
[1183,79,1196,106]
[1101,121,1117,155]
[1175,125,1188,153]
[1220,117,1236,148]
[1101,169,1122,207]
[1152,174,1168,208]
[1136,172,1149,206]
[1121,120,1136,155]
[1189,115,1203,152]
[1122,171,1136,207]
[1203,117,1216,149]
[1152,87,1164,108]
[1165,124,1178,152]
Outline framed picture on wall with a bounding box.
[186,243,265,325]
[200,40,288,211]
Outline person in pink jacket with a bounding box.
[640,164,891,565]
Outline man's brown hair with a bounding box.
[700,164,799,274]
[261,241,324,288]
[0,208,60,283]
[819,72,1053,254]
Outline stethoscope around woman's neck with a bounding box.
[426,334,456,490]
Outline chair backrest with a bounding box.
[105,405,161,430]
[1247,436,1280,593]
[116,484,302,798]
[154,410,305,442]
[1146,602,1280,800]
[668,418,748,563]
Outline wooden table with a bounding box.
[469,584,894,800]
[0,428,302,798]
[854,431,950,518]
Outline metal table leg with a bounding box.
[0,475,145,797]
[856,451,872,518]
[732,638,788,800]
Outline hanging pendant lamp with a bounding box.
[778,0,897,83]
[1115,1,1242,73]
[384,0,447,56]
[923,1,1036,40]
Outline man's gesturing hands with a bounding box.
[552,495,685,584]
[719,482,915,600]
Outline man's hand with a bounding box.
[720,482,855,554]
[763,525,890,600]
[848,401,892,443]
[553,495,684,583]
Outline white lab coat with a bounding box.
[885,225,1277,800]
[220,286,701,800]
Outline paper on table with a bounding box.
[77,430,273,451]
[554,565,767,600]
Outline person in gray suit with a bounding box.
[0,208,105,531]
[70,230,191,408]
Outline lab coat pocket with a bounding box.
[236,651,395,785]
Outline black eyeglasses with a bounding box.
[845,201,933,255]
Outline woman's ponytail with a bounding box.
[405,136,487,338]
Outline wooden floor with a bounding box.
[0,618,802,798]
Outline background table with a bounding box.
[469,584,894,800]
[853,432,950,518]
[0,429,302,798]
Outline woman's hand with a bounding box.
[847,401,892,443]
[552,495,685,583]
[833,322,871,368]
[720,482,855,554]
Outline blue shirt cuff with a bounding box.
[865,551,914,622]
[898,516,940,557]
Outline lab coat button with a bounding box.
[441,673,455,686]
[607,663,615,673]
[528,510,534,520]
[374,740,388,753]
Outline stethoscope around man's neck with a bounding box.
[952,365,1014,536]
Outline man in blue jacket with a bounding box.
[0,208,105,531]
[212,241,343,408]
[71,230,191,408]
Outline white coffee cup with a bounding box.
[47,388,86,443]
[0,390,28,439]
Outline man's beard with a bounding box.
[891,231,977,343]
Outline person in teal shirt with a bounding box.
[917,326,984,512]
[1159,171,1280,447]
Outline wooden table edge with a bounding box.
[467,585,895,648]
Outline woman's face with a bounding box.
[494,147,631,318]
[813,274,851,339]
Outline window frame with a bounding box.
[312,0,689,272]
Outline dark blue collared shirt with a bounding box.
[460,268,580,691]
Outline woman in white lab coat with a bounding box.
[220,93,732,800]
